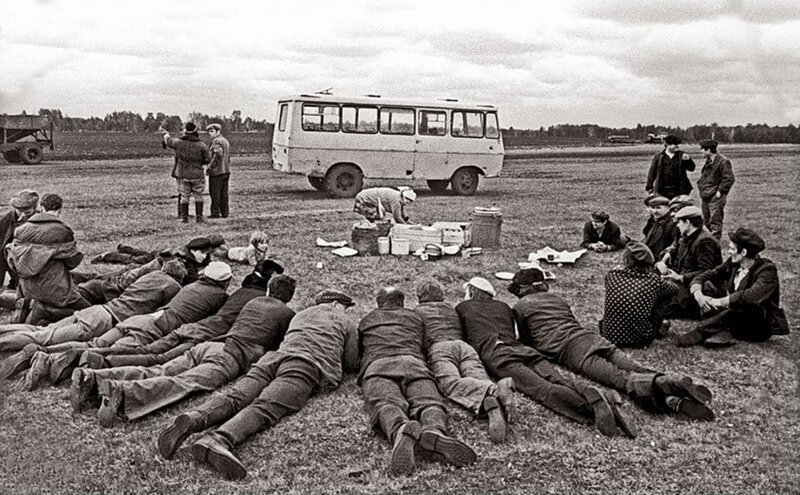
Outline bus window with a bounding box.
[485,112,499,139]
[342,106,378,134]
[278,104,289,132]
[419,110,446,136]
[451,111,484,138]
[302,104,339,132]
[379,107,415,135]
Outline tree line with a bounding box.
[7,109,799,144]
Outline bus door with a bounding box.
[413,109,449,179]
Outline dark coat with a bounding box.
[694,257,789,336]
[673,228,721,285]
[581,220,627,250]
[646,150,696,199]
[697,153,735,201]
[643,214,676,260]
[165,134,211,180]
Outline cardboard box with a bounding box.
[391,225,443,252]
[431,222,471,247]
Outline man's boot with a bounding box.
[482,395,507,443]
[582,385,624,437]
[177,194,182,218]
[159,412,204,459]
[0,343,43,380]
[191,432,247,480]
[390,420,421,476]
[195,202,205,223]
[179,203,189,223]
[70,367,97,413]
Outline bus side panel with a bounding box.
[287,147,412,179]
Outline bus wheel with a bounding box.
[427,180,449,193]
[3,150,21,163]
[451,167,479,196]
[21,145,44,165]
[325,164,363,198]
[308,176,325,191]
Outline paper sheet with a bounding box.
[316,237,348,248]
[528,246,587,264]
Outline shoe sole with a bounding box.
[158,414,195,460]
[390,420,420,476]
[418,431,477,467]
[98,384,123,428]
[496,377,516,424]
[49,351,77,385]
[606,390,637,438]
[24,353,50,391]
[583,387,623,437]
[703,338,735,348]
[674,398,715,421]
[0,345,38,380]
[191,441,247,480]
[677,377,713,404]
[69,368,95,413]
[484,396,507,443]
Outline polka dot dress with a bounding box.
[600,269,679,347]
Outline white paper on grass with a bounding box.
[331,247,358,257]
[528,246,587,264]
[316,237,348,248]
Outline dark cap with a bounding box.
[185,122,199,133]
[699,139,718,150]
[645,194,670,207]
[729,228,765,257]
[663,135,682,145]
[624,241,655,267]
[507,268,545,297]
[254,259,284,278]
[591,210,610,222]
[315,289,355,307]
[187,237,212,251]
[206,234,226,248]
[668,194,694,212]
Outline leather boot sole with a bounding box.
[606,390,637,438]
[418,430,477,467]
[70,368,95,413]
[390,420,420,476]
[666,396,715,421]
[49,350,77,385]
[583,386,624,437]
[496,377,516,424]
[158,414,196,460]
[24,352,51,391]
[0,343,41,380]
[98,383,124,428]
[483,396,507,444]
[192,438,247,480]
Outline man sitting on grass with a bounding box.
[79,260,283,370]
[69,275,296,428]
[456,277,634,438]
[156,289,357,480]
[2,262,230,390]
[414,278,515,443]
[510,267,715,421]
[677,228,790,347]
[358,286,476,476]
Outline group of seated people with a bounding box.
[0,186,790,482]
[582,194,789,349]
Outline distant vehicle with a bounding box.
[606,135,637,144]
[0,115,53,164]
[271,93,504,197]
[606,133,667,145]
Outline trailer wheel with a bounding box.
[3,150,21,163]
[308,176,325,191]
[451,167,480,196]
[20,145,44,165]
[324,164,363,198]
[427,180,450,193]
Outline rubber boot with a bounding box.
[195,202,205,223]
[177,195,182,218]
[179,203,189,223]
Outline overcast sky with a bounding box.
[1,0,798,128]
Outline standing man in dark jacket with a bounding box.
[164,123,212,223]
[8,194,91,324]
[678,228,789,346]
[696,140,735,240]
[657,206,722,319]
[646,135,696,199]
[1,190,39,290]
[206,124,231,219]
[358,287,476,476]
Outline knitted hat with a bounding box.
[202,261,232,281]
[623,241,655,267]
[184,122,199,134]
[314,289,355,307]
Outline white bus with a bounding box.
[271,94,504,197]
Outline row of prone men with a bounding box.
[2,256,719,480]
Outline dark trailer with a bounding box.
[0,115,53,164]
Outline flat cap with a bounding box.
[645,194,670,207]
[187,237,212,251]
[314,289,355,307]
[591,210,610,222]
[511,268,545,287]
[399,186,417,203]
[206,123,222,132]
[10,190,39,209]
[674,205,703,220]
[663,135,682,145]
[668,194,694,212]
[699,139,718,150]
[624,241,655,267]
[254,259,284,278]
[202,261,232,281]
[729,228,765,256]
[464,277,496,297]
[206,234,226,248]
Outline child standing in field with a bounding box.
[220,231,270,265]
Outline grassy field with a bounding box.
[0,144,798,494]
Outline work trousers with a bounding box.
[572,347,651,392]
[362,355,448,444]
[701,195,726,240]
[104,341,195,368]
[193,354,321,447]
[696,307,773,342]
[428,340,493,415]
[0,305,113,351]
[26,294,92,325]
[208,173,230,218]
[179,179,205,204]
[95,341,240,421]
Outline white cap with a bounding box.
[399,187,417,203]
[464,277,496,297]
[202,261,232,281]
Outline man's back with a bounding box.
[455,299,516,358]
[221,296,295,370]
[358,307,425,375]
[415,301,463,346]
[103,270,181,323]
[513,292,593,360]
